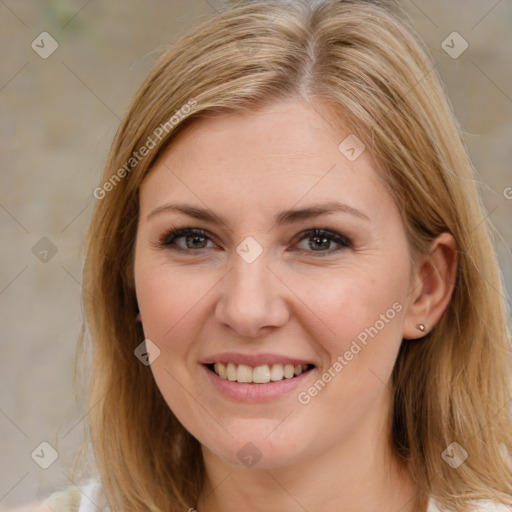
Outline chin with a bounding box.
[200,426,314,471]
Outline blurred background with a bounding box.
[1,0,511,508]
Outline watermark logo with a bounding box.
[31,32,58,59]
[441,32,468,59]
[236,39,260,57]
[134,339,161,366]
[297,301,403,405]
[31,441,58,469]
[236,236,263,264]
[32,237,58,263]
[93,98,198,200]
[338,134,365,162]
[236,442,262,468]
[442,442,468,469]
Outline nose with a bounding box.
[214,254,290,338]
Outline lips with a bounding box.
[202,362,316,402]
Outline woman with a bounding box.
[24,0,512,510]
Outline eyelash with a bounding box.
[155,226,352,256]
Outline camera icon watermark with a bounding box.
[338,134,365,162]
[31,441,58,469]
[442,441,468,469]
[236,442,262,468]
[236,236,263,264]
[32,237,58,263]
[134,339,161,366]
[31,32,59,59]
[236,39,260,57]
[441,32,468,59]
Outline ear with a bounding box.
[403,232,458,340]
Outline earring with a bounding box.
[405,323,430,342]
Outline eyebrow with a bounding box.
[146,201,370,226]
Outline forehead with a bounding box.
[139,98,389,222]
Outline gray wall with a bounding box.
[1,0,511,508]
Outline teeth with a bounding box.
[253,365,271,384]
[226,362,237,381]
[211,362,310,383]
[270,364,284,381]
[214,362,227,379]
[284,364,295,379]
[236,364,253,383]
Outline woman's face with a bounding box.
[134,98,417,469]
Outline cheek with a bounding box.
[291,263,407,348]
[289,261,408,406]
[134,259,209,343]
[290,278,406,446]
[134,259,217,434]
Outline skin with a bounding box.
[133,97,457,512]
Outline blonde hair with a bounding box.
[76,1,512,510]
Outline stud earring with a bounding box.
[416,323,426,332]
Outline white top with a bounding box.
[428,500,512,511]
[77,480,110,512]
[44,478,512,512]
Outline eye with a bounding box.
[156,226,351,256]
[157,228,217,251]
[292,228,351,255]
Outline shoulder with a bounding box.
[9,479,106,512]
[428,499,512,512]
[41,486,83,512]
[6,504,53,512]
[44,479,107,512]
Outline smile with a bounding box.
[206,362,315,384]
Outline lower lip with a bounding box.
[201,364,314,403]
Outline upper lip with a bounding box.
[201,352,315,367]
